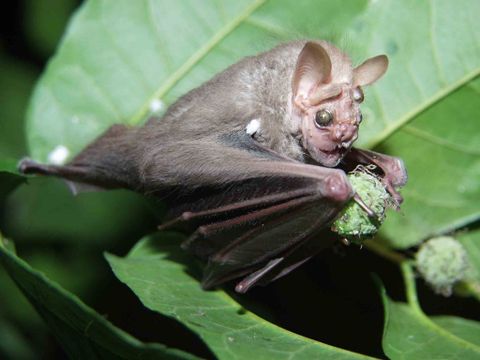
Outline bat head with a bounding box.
[291,41,388,167]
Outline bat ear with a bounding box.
[353,55,388,87]
[292,42,332,103]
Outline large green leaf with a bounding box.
[380,263,480,359]
[382,298,480,359]
[378,77,480,248]
[107,232,373,360]
[0,235,198,360]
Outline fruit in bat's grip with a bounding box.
[415,236,469,296]
[331,169,391,243]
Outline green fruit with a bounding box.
[415,236,469,296]
[331,169,390,243]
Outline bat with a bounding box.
[19,40,407,293]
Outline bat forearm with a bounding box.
[141,135,354,202]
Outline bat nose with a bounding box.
[331,123,356,143]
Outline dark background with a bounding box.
[0,1,478,359]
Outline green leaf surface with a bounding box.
[0,55,36,159]
[432,316,480,347]
[349,0,480,248]
[380,274,480,359]
[0,159,25,203]
[0,159,22,175]
[378,77,480,248]
[107,232,373,360]
[382,299,480,359]
[457,229,480,299]
[4,178,155,245]
[0,235,198,360]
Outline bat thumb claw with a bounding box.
[353,193,377,219]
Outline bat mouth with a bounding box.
[321,144,349,157]
[321,148,341,155]
[313,146,347,167]
[302,130,351,167]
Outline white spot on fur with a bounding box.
[245,119,260,135]
[149,99,164,113]
[48,145,69,165]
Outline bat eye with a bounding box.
[314,110,333,128]
[358,112,363,123]
[353,87,364,102]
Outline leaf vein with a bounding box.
[365,71,480,149]
[244,17,293,39]
[406,62,426,98]
[403,125,480,155]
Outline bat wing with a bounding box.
[19,127,353,292]
[199,195,340,292]
[160,135,352,292]
[234,228,336,293]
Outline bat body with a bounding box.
[20,40,407,292]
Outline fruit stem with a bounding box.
[364,240,407,264]
[401,261,423,313]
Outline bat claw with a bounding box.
[353,193,377,220]
[18,158,39,174]
[383,178,403,210]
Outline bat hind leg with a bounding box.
[18,158,90,179]
[17,124,137,192]
[18,157,125,193]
